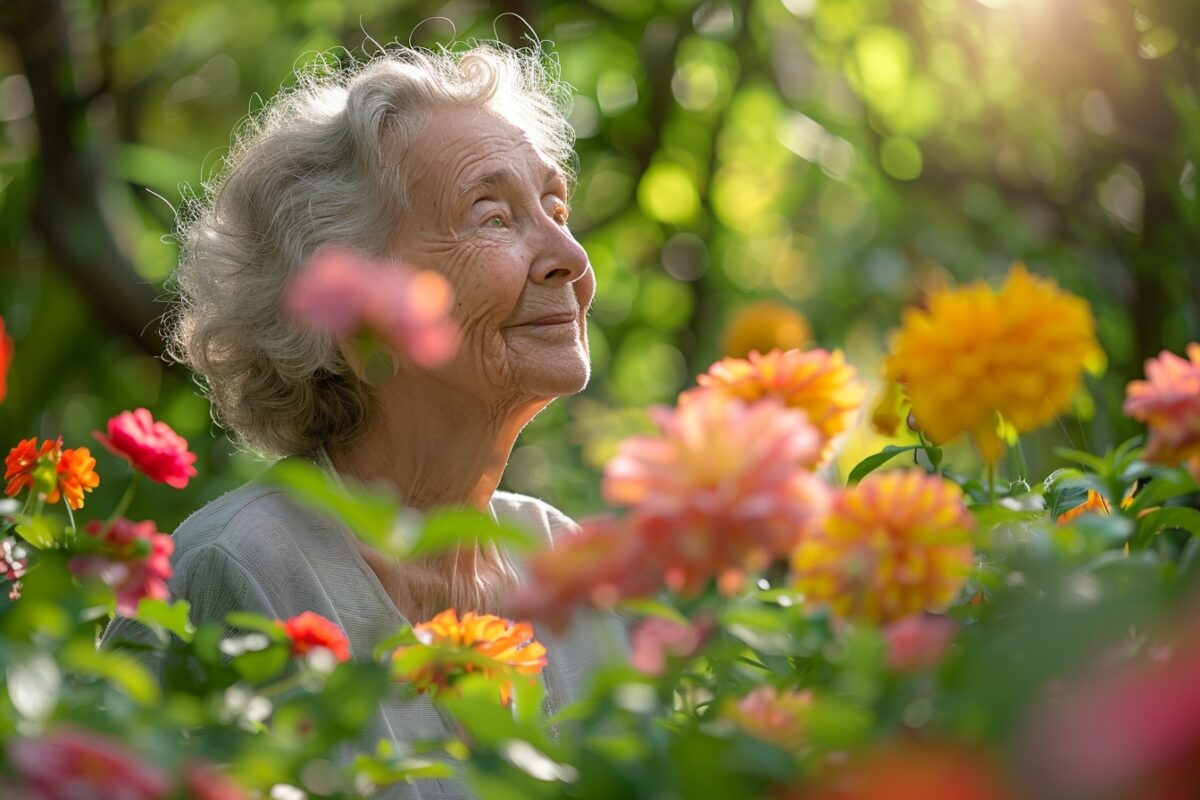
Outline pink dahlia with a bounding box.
[72,518,174,616]
[1125,343,1200,483]
[285,246,460,370]
[603,391,829,593]
[95,408,197,489]
[8,728,169,800]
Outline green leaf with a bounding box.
[224,611,289,641]
[353,752,455,784]
[1131,507,1200,550]
[134,598,194,643]
[847,445,922,484]
[232,644,290,683]
[14,517,60,549]
[61,639,159,706]
[1127,471,1200,515]
[267,458,406,554]
[407,509,538,559]
[617,598,689,626]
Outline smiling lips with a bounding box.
[519,312,577,327]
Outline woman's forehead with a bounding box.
[407,106,563,197]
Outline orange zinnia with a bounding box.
[394,609,547,705]
[5,437,60,499]
[696,348,865,466]
[1056,490,1111,526]
[4,438,100,511]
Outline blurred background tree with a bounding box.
[1,0,1197,526]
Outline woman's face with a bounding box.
[390,105,595,406]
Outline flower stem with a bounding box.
[107,473,141,525]
[987,462,997,508]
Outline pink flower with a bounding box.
[95,408,197,489]
[726,685,814,753]
[1,536,28,600]
[8,728,170,800]
[603,392,830,594]
[509,517,657,632]
[630,616,709,676]
[883,613,957,674]
[1125,343,1200,482]
[71,518,173,616]
[285,246,459,369]
[0,313,12,405]
[1020,617,1200,798]
[179,761,248,800]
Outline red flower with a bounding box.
[277,611,351,662]
[781,742,1017,800]
[0,314,12,404]
[4,437,100,510]
[285,246,460,370]
[71,518,174,616]
[1124,343,1200,483]
[7,728,170,800]
[95,408,197,489]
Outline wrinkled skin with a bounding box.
[331,105,594,513]
[395,105,594,408]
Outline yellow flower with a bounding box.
[696,348,865,466]
[792,470,975,624]
[721,301,810,359]
[870,379,907,437]
[394,609,547,705]
[885,263,1101,464]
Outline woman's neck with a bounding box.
[327,381,547,512]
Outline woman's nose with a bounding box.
[529,221,589,286]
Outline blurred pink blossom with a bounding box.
[1124,343,1200,482]
[71,518,173,616]
[285,246,459,369]
[883,614,957,674]
[8,728,169,800]
[630,615,710,676]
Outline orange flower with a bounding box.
[52,448,100,510]
[886,263,1101,464]
[1056,489,1111,526]
[394,609,547,705]
[277,611,351,662]
[726,685,814,753]
[721,301,811,359]
[792,470,975,623]
[4,437,60,499]
[696,348,866,466]
[1124,343,1200,483]
[4,438,98,510]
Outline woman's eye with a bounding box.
[484,215,506,229]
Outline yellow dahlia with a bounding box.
[792,470,975,623]
[720,301,810,358]
[393,609,547,705]
[885,263,1101,464]
[1124,343,1200,483]
[696,348,865,466]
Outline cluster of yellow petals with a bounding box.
[697,348,866,466]
[399,609,547,705]
[792,470,975,624]
[1124,343,1200,483]
[885,263,1101,464]
[4,437,100,510]
[721,301,810,359]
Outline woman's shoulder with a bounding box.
[490,490,581,544]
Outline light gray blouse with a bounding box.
[101,480,627,799]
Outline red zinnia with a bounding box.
[95,408,197,489]
[277,611,351,662]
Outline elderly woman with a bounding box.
[102,43,623,798]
